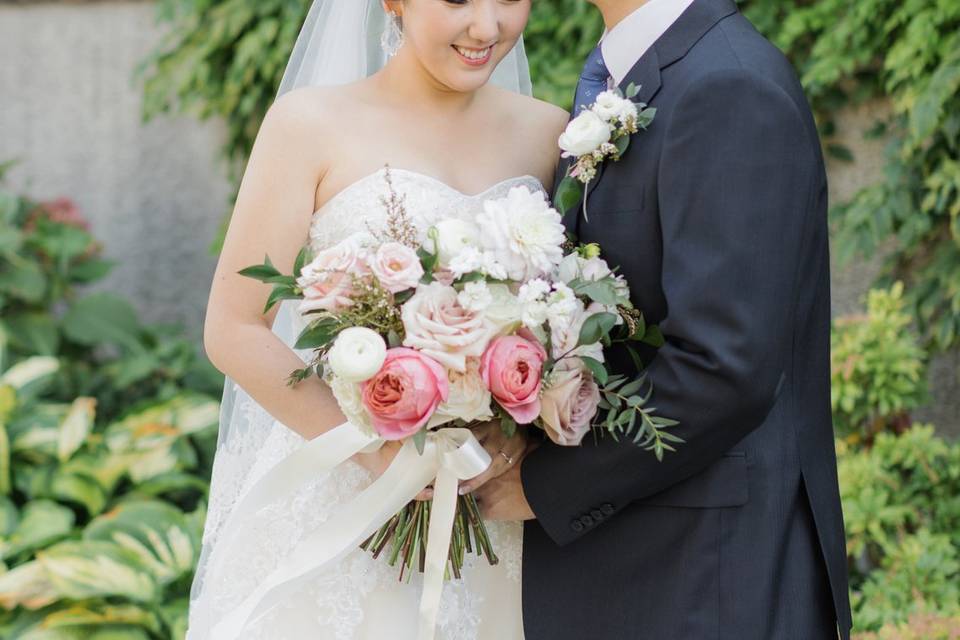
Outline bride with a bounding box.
[187,0,568,638]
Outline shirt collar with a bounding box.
[600,0,697,85]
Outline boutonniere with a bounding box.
[555,84,656,222]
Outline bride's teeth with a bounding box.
[456,46,489,61]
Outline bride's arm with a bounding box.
[202,91,348,442]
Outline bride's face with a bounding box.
[393,0,531,92]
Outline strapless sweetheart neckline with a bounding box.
[311,166,544,218]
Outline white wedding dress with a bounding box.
[187,167,542,640]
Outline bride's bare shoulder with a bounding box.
[488,88,569,187]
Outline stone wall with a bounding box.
[0,1,956,434]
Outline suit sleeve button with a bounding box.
[590,509,604,520]
[601,503,615,515]
[571,520,585,532]
[579,514,594,526]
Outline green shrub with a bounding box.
[854,613,960,640]
[837,425,960,632]
[0,174,221,638]
[831,283,929,440]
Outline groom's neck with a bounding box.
[592,0,651,30]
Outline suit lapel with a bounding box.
[576,0,739,210]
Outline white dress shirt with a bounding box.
[601,0,697,85]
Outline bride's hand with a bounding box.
[350,441,433,501]
[456,419,529,497]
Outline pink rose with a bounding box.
[480,331,547,424]
[369,242,424,293]
[402,282,492,372]
[539,361,600,446]
[296,235,370,314]
[361,347,449,440]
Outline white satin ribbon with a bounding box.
[208,421,491,640]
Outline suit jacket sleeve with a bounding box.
[521,68,820,546]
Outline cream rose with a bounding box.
[369,242,423,293]
[558,110,612,158]
[430,357,494,426]
[327,327,388,382]
[539,361,601,446]
[401,282,492,372]
[550,299,606,363]
[484,284,524,336]
[590,90,627,121]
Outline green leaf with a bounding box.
[579,356,608,385]
[56,397,96,462]
[4,312,60,355]
[574,279,624,306]
[263,284,300,313]
[640,324,664,348]
[0,500,75,561]
[62,293,142,350]
[500,413,517,438]
[554,175,584,215]
[625,83,640,99]
[294,317,340,349]
[37,540,160,603]
[413,428,427,455]
[293,246,311,276]
[613,133,631,157]
[237,256,282,282]
[577,312,618,347]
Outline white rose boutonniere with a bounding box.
[555,84,656,222]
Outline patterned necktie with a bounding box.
[573,44,610,113]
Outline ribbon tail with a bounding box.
[210,439,437,640]
[206,421,377,585]
[416,466,458,640]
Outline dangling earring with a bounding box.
[381,12,404,57]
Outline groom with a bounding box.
[475,0,852,638]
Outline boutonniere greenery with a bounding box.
[555,84,656,221]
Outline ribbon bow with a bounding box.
[207,422,491,640]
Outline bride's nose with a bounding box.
[466,0,500,44]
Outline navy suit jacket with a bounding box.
[520,1,852,638]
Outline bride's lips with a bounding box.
[452,44,494,67]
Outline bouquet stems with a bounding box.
[360,493,498,582]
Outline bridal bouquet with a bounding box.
[241,168,680,580]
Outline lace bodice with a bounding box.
[188,168,540,640]
[306,167,544,253]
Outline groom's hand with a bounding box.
[474,457,535,521]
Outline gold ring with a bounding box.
[498,450,514,465]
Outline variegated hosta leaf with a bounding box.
[0,500,74,561]
[39,602,161,634]
[11,402,69,457]
[105,393,219,454]
[0,495,18,536]
[0,417,10,495]
[60,452,128,496]
[0,560,59,610]
[50,470,107,516]
[37,540,159,603]
[18,625,152,640]
[56,398,96,463]
[84,501,198,585]
[0,357,59,394]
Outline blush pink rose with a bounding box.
[480,331,547,424]
[361,347,449,440]
[369,242,424,293]
[539,361,601,446]
[296,235,370,314]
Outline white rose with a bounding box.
[558,110,612,158]
[328,374,375,436]
[557,254,615,283]
[591,90,627,122]
[546,282,579,330]
[401,282,492,372]
[327,327,388,383]
[476,186,566,281]
[427,219,480,268]
[484,284,524,336]
[369,242,424,293]
[430,357,494,426]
